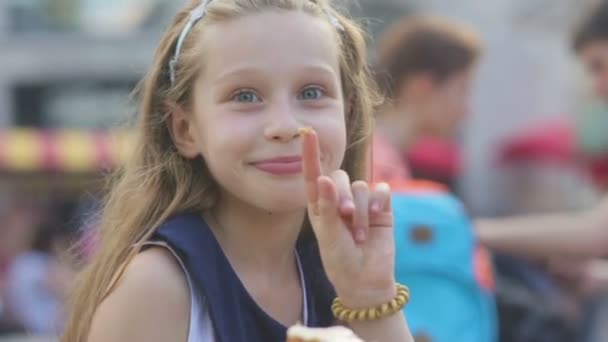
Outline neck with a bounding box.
[205,193,306,278]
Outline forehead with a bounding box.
[199,10,340,80]
[436,68,474,88]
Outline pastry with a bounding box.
[286,325,364,342]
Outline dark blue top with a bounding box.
[151,213,335,342]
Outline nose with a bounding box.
[263,98,302,142]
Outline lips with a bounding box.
[252,156,303,175]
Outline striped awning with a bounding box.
[0,129,134,173]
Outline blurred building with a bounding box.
[0,0,183,186]
[0,1,181,336]
[0,0,177,127]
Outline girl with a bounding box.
[62,0,413,341]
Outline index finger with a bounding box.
[300,127,322,205]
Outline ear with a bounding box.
[166,103,200,159]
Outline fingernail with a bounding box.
[371,202,381,212]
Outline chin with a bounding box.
[257,195,307,213]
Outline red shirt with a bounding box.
[370,132,410,183]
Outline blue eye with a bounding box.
[299,87,324,100]
[233,90,260,103]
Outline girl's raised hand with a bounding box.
[301,128,397,307]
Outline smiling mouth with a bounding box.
[252,156,303,176]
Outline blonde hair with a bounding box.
[61,1,380,341]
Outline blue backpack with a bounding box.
[390,181,498,342]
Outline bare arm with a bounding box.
[87,248,190,342]
[475,198,608,259]
[349,312,411,342]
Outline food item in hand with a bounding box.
[298,127,315,135]
[286,325,364,342]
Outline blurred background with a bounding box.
[1,0,608,341]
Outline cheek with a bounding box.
[200,114,258,154]
[205,135,249,172]
[443,85,469,119]
[196,122,252,181]
[452,98,469,119]
[596,72,608,96]
[315,120,347,172]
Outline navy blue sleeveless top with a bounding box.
[151,213,336,342]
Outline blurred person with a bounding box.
[0,201,41,334]
[488,121,598,341]
[476,0,608,262]
[575,0,608,192]
[369,15,499,342]
[371,14,482,189]
[495,118,588,215]
[474,4,608,339]
[575,0,608,102]
[4,201,78,335]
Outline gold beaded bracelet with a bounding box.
[331,283,410,322]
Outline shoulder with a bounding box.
[87,247,191,342]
